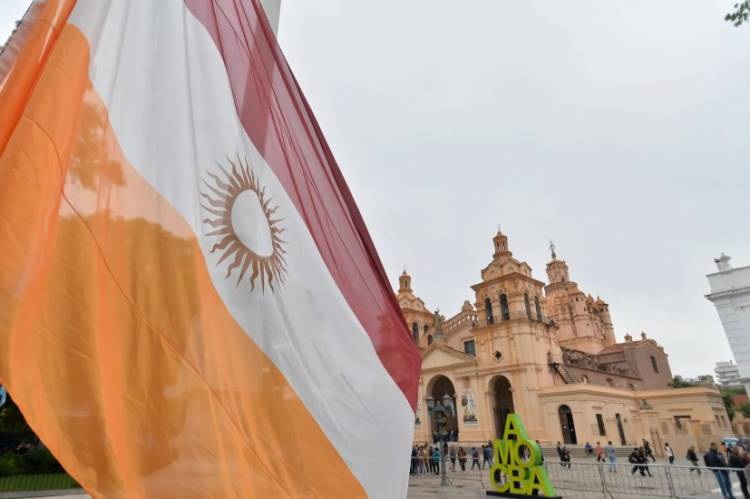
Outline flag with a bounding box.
[0,1,420,497]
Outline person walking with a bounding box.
[410,446,417,474]
[630,447,645,476]
[643,439,656,462]
[665,442,674,464]
[687,446,701,474]
[639,447,653,477]
[561,446,571,469]
[431,446,441,475]
[556,441,564,467]
[729,446,750,499]
[449,447,457,472]
[536,440,544,464]
[595,442,605,463]
[705,442,736,499]
[458,446,467,471]
[471,447,481,470]
[483,444,493,468]
[605,441,617,472]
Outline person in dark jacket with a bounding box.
[643,439,656,462]
[705,442,736,499]
[561,447,571,468]
[687,446,701,474]
[629,448,644,476]
[729,446,749,499]
[640,447,653,477]
[471,447,481,470]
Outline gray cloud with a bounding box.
[278,0,750,377]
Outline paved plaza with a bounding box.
[407,456,750,498]
[9,458,749,499]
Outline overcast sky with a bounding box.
[2,1,749,378]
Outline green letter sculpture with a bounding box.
[486,414,560,498]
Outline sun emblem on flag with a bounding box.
[200,156,287,292]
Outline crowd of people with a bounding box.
[702,440,750,499]
[563,438,750,499]
[410,436,750,499]
[409,442,496,475]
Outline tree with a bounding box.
[0,395,34,437]
[740,403,750,419]
[670,375,698,388]
[719,386,745,421]
[726,1,750,26]
[723,391,737,421]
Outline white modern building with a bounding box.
[706,254,750,395]
[714,360,743,388]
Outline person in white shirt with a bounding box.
[665,442,675,464]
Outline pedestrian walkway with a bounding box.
[407,476,484,498]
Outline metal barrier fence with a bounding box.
[545,460,743,499]
[411,456,750,498]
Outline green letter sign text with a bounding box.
[486,414,560,498]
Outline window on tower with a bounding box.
[650,355,659,373]
[485,298,494,325]
[412,322,419,343]
[500,294,510,321]
[535,296,543,321]
[524,293,532,319]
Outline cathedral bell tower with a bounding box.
[493,229,512,259]
[543,242,616,352]
[399,269,412,293]
[545,241,570,283]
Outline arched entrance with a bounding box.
[426,375,458,443]
[490,376,514,438]
[558,405,577,444]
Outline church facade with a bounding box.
[400,231,731,455]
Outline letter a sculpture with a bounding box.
[487,414,561,498]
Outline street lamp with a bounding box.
[426,394,452,487]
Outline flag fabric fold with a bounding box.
[0,1,420,497]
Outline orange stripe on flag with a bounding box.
[0,24,365,498]
[0,0,77,156]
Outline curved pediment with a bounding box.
[421,344,476,370]
[398,294,431,314]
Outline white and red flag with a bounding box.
[0,1,420,497]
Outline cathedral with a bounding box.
[399,230,730,455]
